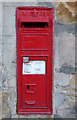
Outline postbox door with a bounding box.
[22,56,47,107]
[16,7,53,114]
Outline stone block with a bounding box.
[2,35,16,44]
[58,32,75,68]
[53,92,65,108]
[0,87,2,92]
[0,69,2,87]
[75,44,77,68]
[0,44,2,63]
[2,2,37,7]
[2,43,16,87]
[2,7,16,36]
[57,108,75,118]
[60,87,75,95]
[8,76,16,88]
[54,71,71,86]
[11,114,18,118]
[53,114,62,119]
[56,2,76,24]
[66,96,75,107]
[0,3,2,36]
[1,92,11,119]
[0,91,2,119]
[53,35,60,69]
[70,73,76,87]
[1,65,8,93]
[37,1,55,8]
[57,105,76,118]
[54,23,75,36]
[58,101,70,110]
[7,87,16,116]
[2,43,16,65]
[53,108,57,115]
[0,37,2,44]
[59,63,75,74]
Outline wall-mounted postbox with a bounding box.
[16,7,53,114]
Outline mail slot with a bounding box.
[16,7,53,114]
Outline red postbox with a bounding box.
[16,7,53,114]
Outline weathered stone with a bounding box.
[66,96,75,107]
[0,44,2,64]
[8,77,16,88]
[64,106,76,118]
[53,36,60,69]
[1,92,11,118]
[53,92,65,108]
[2,6,16,36]
[66,2,76,15]
[2,35,16,44]
[0,70,2,87]
[0,87,2,92]
[53,114,62,119]
[60,87,75,94]
[58,32,75,68]
[57,101,75,118]
[56,2,77,24]
[2,1,37,7]
[70,106,76,114]
[70,73,76,87]
[1,66,8,93]
[11,114,52,118]
[54,22,75,36]
[58,101,70,110]
[11,114,18,118]
[55,0,76,2]
[2,74,6,84]
[2,43,16,66]
[0,91,2,119]
[5,112,11,118]
[59,63,75,74]
[54,71,71,86]
[7,88,17,116]
[0,3,2,36]
[57,108,75,118]
[2,43,16,87]
[60,86,76,107]
[37,1,55,8]
[0,37,2,44]
[53,108,57,115]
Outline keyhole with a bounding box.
[27,85,30,90]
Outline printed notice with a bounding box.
[23,61,45,74]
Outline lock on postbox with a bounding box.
[16,7,53,114]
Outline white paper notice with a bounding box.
[23,61,45,74]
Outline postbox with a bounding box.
[16,7,53,114]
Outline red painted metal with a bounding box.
[16,7,53,115]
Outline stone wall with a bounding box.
[0,1,76,119]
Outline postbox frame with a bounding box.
[16,7,53,115]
